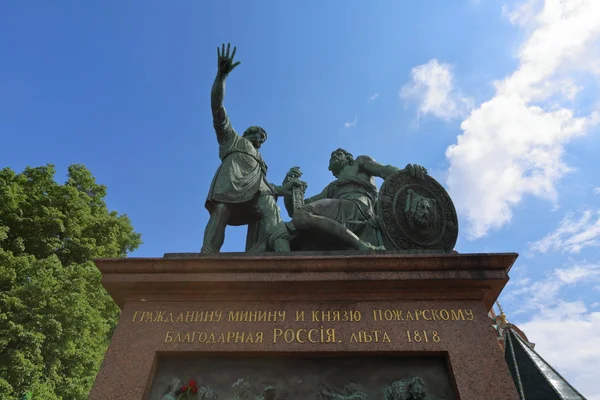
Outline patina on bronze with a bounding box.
[284,149,427,251]
[148,356,454,400]
[377,170,458,253]
[200,44,458,254]
[281,149,456,253]
[87,42,519,400]
[201,43,300,254]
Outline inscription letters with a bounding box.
[137,307,469,346]
[228,310,285,322]
[310,310,361,322]
[273,327,337,344]
[350,330,391,343]
[132,310,223,323]
[372,308,473,322]
[133,308,472,324]
[165,331,264,344]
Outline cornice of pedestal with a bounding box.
[94,252,518,310]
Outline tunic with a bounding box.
[302,176,378,229]
[205,113,276,226]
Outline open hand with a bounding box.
[217,43,241,77]
[405,163,428,180]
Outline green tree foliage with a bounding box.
[0,164,141,399]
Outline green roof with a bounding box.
[503,326,587,400]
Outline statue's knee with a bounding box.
[212,203,230,218]
[292,209,310,228]
[291,208,304,222]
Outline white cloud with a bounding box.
[506,261,600,312]
[368,93,379,102]
[555,263,600,283]
[503,260,600,398]
[344,116,357,128]
[560,80,581,101]
[594,187,600,194]
[444,0,600,239]
[530,209,600,253]
[517,301,600,400]
[502,0,540,27]
[399,59,472,121]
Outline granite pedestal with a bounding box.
[89,252,520,400]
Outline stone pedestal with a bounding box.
[89,252,520,400]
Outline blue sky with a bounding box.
[1,1,599,398]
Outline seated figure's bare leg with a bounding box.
[201,203,231,253]
[292,208,383,251]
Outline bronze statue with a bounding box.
[198,386,219,400]
[201,43,299,253]
[285,149,428,251]
[232,382,253,400]
[161,378,182,400]
[257,385,286,400]
[384,377,443,400]
[318,383,367,400]
[199,43,458,254]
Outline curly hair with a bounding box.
[331,148,355,164]
[242,125,267,140]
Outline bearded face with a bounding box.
[413,199,432,228]
[245,131,266,149]
[328,151,351,177]
[243,126,267,149]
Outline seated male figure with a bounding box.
[289,148,427,251]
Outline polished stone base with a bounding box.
[89,252,520,400]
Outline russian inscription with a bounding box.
[372,309,473,321]
[228,311,286,322]
[132,308,472,323]
[132,307,473,347]
[132,310,223,323]
[164,331,264,344]
[350,331,392,343]
[274,327,337,344]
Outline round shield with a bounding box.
[377,170,458,253]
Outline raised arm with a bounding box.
[357,155,428,180]
[212,43,241,145]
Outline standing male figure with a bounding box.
[202,43,295,253]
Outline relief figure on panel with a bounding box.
[161,378,182,400]
[257,385,286,400]
[232,382,253,400]
[318,383,368,400]
[384,377,443,400]
[198,385,219,400]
